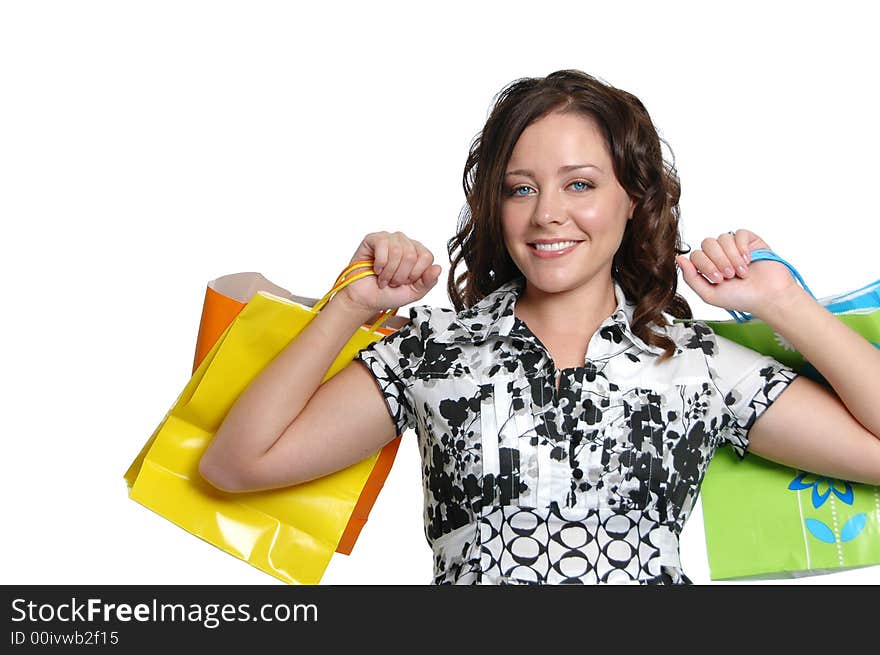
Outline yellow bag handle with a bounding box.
[313,259,397,332]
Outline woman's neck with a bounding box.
[514,276,619,338]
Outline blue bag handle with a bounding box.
[725,249,816,323]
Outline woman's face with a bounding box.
[501,110,634,295]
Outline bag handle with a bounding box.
[726,249,817,323]
[312,259,398,332]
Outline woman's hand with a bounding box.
[337,231,442,313]
[675,229,805,319]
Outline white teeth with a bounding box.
[533,240,578,251]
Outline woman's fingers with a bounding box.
[690,249,722,283]
[368,232,389,280]
[389,237,418,287]
[676,254,714,298]
[409,241,434,284]
[699,237,735,280]
[383,235,428,288]
[697,234,751,282]
[728,230,752,265]
[368,232,435,290]
[343,231,439,311]
[719,232,749,278]
[413,263,442,292]
[379,235,404,288]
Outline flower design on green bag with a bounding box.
[788,472,867,545]
[803,515,868,544]
[788,473,854,508]
[773,331,796,352]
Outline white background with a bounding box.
[2,1,878,585]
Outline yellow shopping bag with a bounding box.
[124,261,408,584]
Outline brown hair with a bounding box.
[446,69,692,362]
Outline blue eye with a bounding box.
[506,181,592,197]
[509,185,532,197]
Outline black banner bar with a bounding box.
[0,585,863,649]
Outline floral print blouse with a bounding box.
[354,275,798,585]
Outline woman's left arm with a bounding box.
[676,229,880,485]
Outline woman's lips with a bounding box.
[527,241,581,258]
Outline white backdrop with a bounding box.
[2,0,878,585]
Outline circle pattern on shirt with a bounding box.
[479,505,678,584]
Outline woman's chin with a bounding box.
[523,272,583,295]
[519,264,609,295]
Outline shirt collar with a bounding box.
[434,275,668,357]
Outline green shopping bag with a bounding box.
[685,250,880,580]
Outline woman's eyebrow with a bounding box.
[504,163,603,177]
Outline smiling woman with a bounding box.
[500,112,636,346]
[198,68,880,586]
[446,70,691,364]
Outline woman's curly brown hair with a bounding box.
[447,69,692,362]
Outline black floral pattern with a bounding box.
[355,275,798,584]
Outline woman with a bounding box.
[199,70,880,584]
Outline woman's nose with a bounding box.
[531,190,566,226]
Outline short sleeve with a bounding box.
[704,327,799,460]
[353,305,430,436]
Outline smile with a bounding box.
[527,240,582,258]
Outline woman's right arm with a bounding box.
[198,231,441,493]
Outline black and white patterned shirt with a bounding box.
[354,275,798,584]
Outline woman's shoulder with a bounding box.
[666,317,780,366]
[405,303,454,322]
[664,317,720,357]
[398,303,462,341]
[409,305,457,329]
